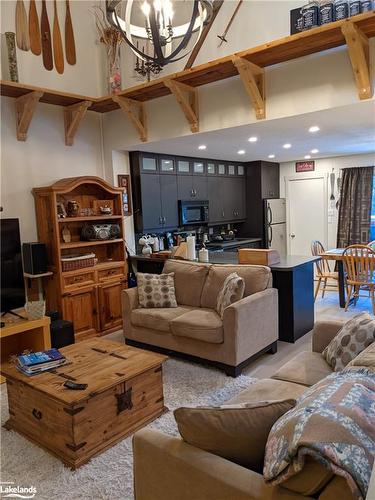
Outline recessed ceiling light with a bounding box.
[248,136,258,143]
[237,150,245,155]
[268,154,275,159]
[304,155,311,159]
[309,126,320,133]
[198,145,206,150]
[311,148,319,154]
[283,143,292,149]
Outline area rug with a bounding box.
[1,359,256,500]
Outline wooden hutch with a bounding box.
[33,176,127,341]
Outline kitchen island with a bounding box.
[130,252,319,343]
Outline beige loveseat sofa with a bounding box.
[122,259,278,376]
[133,319,357,500]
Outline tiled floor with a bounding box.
[106,289,373,380]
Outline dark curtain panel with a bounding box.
[337,166,374,247]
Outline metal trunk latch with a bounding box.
[116,388,133,414]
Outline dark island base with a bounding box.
[125,338,278,378]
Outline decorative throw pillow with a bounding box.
[137,272,177,308]
[346,342,375,371]
[216,272,245,318]
[174,399,296,473]
[263,369,375,500]
[322,312,375,371]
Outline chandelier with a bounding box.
[106,0,213,67]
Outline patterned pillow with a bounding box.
[137,272,177,308]
[216,272,245,319]
[322,312,375,371]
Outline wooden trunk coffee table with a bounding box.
[1,338,167,469]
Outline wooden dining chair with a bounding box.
[342,244,375,314]
[311,240,339,301]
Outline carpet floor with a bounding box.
[1,358,256,500]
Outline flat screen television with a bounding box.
[1,218,26,314]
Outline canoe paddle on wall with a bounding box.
[41,0,53,70]
[29,0,41,55]
[15,0,30,51]
[217,0,243,47]
[65,0,76,65]
[53,0,64,74]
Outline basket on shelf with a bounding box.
[61,253,96,272]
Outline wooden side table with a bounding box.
[0,315,51,383]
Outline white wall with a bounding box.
[0,97,103,242]
[280,153,375,249]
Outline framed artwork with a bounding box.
[118,174,132,215]
[295,161,315,173]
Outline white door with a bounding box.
[286,175,327,255]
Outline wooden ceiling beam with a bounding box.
[164,79,199,133]
[64,101,91,146]
[112,96,147,142]
[15,90,43,141]
[232,56,265,119]
[342,21,372,100]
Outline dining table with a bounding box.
[319,248,346,308]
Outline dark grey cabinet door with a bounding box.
[223,177,237,221]
[160,174,178,229]
[140,173,162,230]
[208,177,224,223]
[177,175,193,200]
[193,175,208,199]
[261,164,279,199]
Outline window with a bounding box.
[370,177,375,241]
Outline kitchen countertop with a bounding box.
[130,252,319,270]
[205,237,262,249]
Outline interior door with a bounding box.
[287,176,327,255]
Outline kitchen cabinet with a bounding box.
[99,282,123,331]
[140,173,178,231]
[177,175,207,200]
[140,153,158,173]
[208,177,246,223]
[160,174,178,228]
[159,155,176,174]
[62,287,98,341]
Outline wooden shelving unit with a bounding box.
[33,176,128,341]
[1,12,374,142]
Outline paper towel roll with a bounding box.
[186,235,196,261]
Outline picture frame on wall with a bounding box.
[118,174,132,216]
[295,161,315,173]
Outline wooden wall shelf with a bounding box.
[60,238,123,250]
[58,215,123,223]
[1,12,374,142]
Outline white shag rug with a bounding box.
[1,358,256,500]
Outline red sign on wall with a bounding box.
[295,161,315,173]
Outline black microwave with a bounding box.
[178,200,209,226]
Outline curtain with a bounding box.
[337,166,374,248]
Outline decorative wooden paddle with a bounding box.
[53,0,64,74]
[65,0,76,65]
[15,0,30,51]
[217,0,243,47]
[29,0,41,55]
[41,0,53,70]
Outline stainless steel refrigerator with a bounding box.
[264,198,287,256]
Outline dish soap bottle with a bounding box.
[301,0,320,30]
[334,0,349,20]
[199,246,209,263]
[319,0,334,24]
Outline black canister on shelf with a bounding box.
[320,0,334,24]
[334,0,349,19]
[361,0,373,12]
[349,0,361,15]
[302,0,320,29]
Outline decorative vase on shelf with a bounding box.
[107,48,121,95]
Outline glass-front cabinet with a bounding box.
[218,163,226,175]
[207,162,215,175]
[193,161,205,174]
[237,165,245,176]
[159,156,176,174]
[141,155,158,172]
[177,159,191,174]
[228,164,236,176]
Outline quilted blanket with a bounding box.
[263,368,375,500]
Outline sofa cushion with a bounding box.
[174,399,296,473]
[163,260,211,307]
[137,272,177,308]
[131,306,194,333]
[170,308,223,343]
[271,352,332,387]
[216,272,245,318]
[322,312,375,371]
[226,378,307,406]
[201,264,271,309]
[346,342,375,371]
[318,476,355,500]
[280,457,333,496]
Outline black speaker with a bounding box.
[22,242,48,275]
[50,319,75,348]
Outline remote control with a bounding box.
[63,380,88,390]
